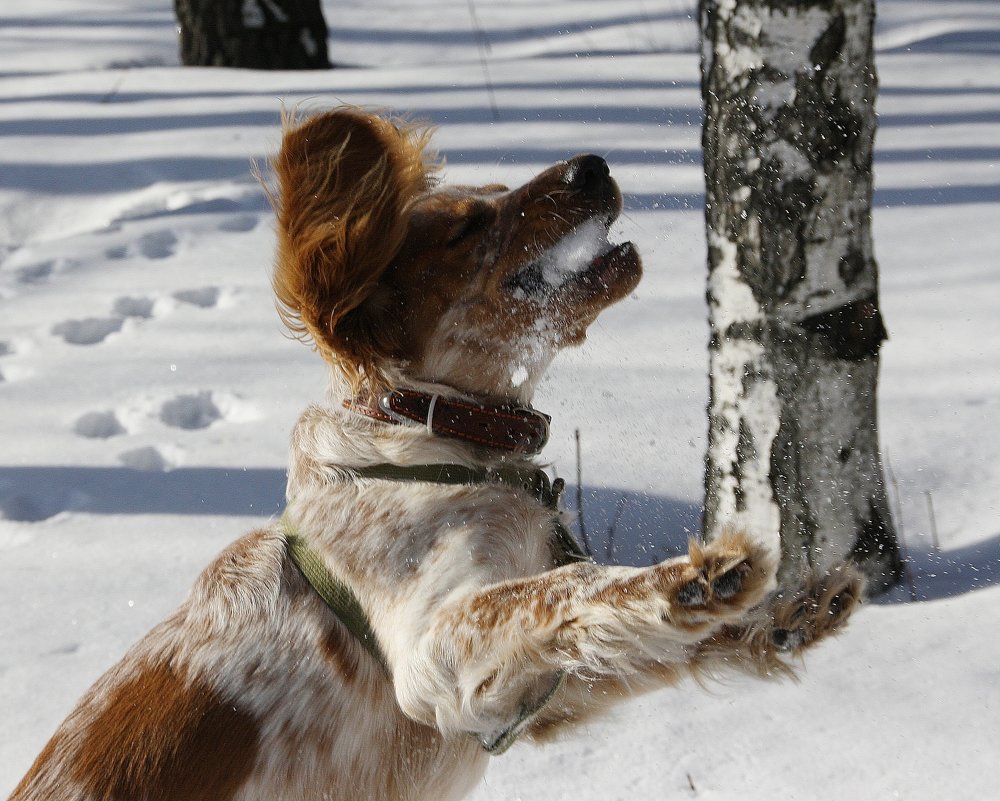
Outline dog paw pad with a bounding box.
[676,580,707,607]
[712,562,749,599]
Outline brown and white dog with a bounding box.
[11,108,863,801]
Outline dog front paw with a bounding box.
[770,563,865,653]
[662,531,776,628]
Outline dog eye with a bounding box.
[445,211,491,247]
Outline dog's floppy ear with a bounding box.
[270,107,434,391]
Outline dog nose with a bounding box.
[564,154,611,193]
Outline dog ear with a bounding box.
[270,107,434,391]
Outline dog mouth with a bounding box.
[504,216,640,302]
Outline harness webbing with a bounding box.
[284,526,388,670]
[283,462,590,754]
[344,462,589,565]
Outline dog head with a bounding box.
[271,107,642,402]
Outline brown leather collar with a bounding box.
[344,389,551,455]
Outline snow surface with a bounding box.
[1,1,999,798]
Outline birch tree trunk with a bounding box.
[699,0,902,593]
[175,0,330,70]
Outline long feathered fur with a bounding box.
[270,108,438,392]
[10,107,865,801]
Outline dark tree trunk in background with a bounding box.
[175,0,330,69]
[699,0,903,593]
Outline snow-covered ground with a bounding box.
[1,1,998,798]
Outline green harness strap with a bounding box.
[345,462,589,566]
[283,462,590,754]
[284,525,389,670]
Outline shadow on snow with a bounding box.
[874,533,1000,605]
[0,465,288,522]
[1,466,994,601]
[0,464,696,561]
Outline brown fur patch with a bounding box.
[270,107,436,391]
[65,664,259,801]
[9,731,66,800]
[269,106,640,400]
[319,621,362,683]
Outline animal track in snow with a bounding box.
[0,493,52,522]
[138,230,178,260]
[173,286,221,308]
[105,232,178,261]
[16,261,54,285]
[51,296,160,346]
[0,486,81,523]
[51,317,124,346]
[0,341,12,357]
[159,391,222,430]
[74,411,126,439]
[119,445,176,472]
[111,295,156,319]
[218,214,259,233]
[157,390,260,430]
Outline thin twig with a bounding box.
[885,454,917,601]
[900,530,918,602]
[606,495,628,561]
[465,0,500,121]
[100,70,128,104]
[575,428,591,556]
[924,490,941,552]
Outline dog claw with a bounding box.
[771,627,805,652]
[827,589,852,623]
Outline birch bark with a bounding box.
[699,0,902,592]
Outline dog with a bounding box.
[10,107,864,801]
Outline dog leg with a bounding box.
[522,560,865,740]
[393,531,777,741]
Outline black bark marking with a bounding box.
[764,0,835,10]
[746,158,814,300]
[734,417,757,513]
[849,501,904,586]
[779,80,862,167]
[724,320,766,344]
[810,13,846,72]
[800,296,888,361]
[838,245,866,286]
